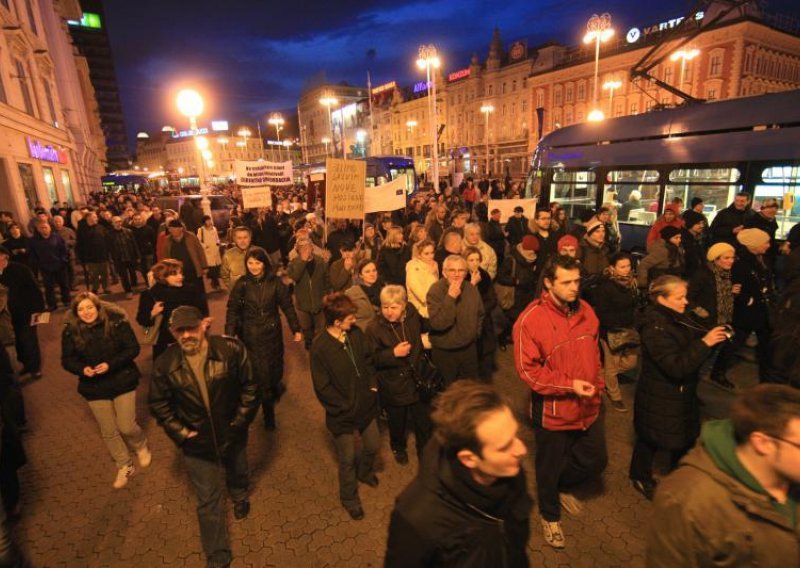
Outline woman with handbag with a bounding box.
[136,259,209,360]
[197,215,222,290]
[593,252,641,412]
[629,275,729,501]
[365,285,432,465]
[61,292,150,489]
[225,247,302,430]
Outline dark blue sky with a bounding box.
[102,0,796,141]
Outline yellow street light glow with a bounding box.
[480,104,495,114]
[235,140,246,147]
[201,149,212,160]
[176,89,204,119]
[268,113,285,127]
[195,136,209,150]
[217,137,229,144]
[602,80,622,91]
[321,136,331,144]
[588,109,606,122]
[671,48,700,62]
[319,96,338,107]
[416,44,441,69]
[237,128,251,138]
[283,140,291,147]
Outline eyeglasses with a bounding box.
[771,435,800,450]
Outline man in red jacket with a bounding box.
[513,255,607,549]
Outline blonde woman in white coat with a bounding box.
[197,215,222,290]
[405,239,439,322]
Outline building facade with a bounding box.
[0,0,106,225]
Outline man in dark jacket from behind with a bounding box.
[385,380,531,567]
[148,306,257,568]
[709,192,754,247]
[28,221,70,310]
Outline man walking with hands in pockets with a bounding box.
[513,255,607,550]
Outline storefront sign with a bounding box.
[170,128,209,138]
[448,68,471,82]
[413,81,430,94]
[626,11,704,44]
[371,81,396,95]
[27,138,68,164]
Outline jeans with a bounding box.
[85,262,109,292]
[297,310,325,348]
[385,402,432,458]
[87,390,147,468]
[534,413,608,521]
[41,267,70,309]
[183,435,249,568]
[332,419,380,508]
[431,343,479,385]
[113,261,138,292]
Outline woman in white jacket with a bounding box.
[197,215,222,290]
[405,239,439,321]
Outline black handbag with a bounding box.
[606,327,641,352]
[412,352,444,403]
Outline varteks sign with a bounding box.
[626,11,704,44]
[27,138,68,164]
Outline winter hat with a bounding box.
[706,242,735,262]
[660,226,681,241]
[584,217,604,236]
[737,228,770,249]
[682,210,706,230]
[521,235,540,252]
[557,235,578,251]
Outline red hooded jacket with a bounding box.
[513,292,603,431]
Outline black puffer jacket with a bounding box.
[378,245,411,286]
[496,246,538,315]
[635,304,711,450]
[365,304,423,407]
[148,336,258,462]
[732,249,773,329]
[136,282,210,353]
[385,440,532,568]
[593,275,638,335]
[61,307,140,401]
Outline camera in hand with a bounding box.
[722,325,735,341]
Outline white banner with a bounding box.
[364,177,406,213]
[234,160,293,186]
[241,186,272,210]
[489,198,538,223]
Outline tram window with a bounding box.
[668,168,741,183]
[755,165,800,239]
[553,170,596,183]
[608,184,660,224]
[551,170,596,221]
[666,184,741,226]
[607,170,659,183]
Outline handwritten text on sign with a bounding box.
[325,158,366,219]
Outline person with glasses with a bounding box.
[426,255,484,385]
[647,384,800,566]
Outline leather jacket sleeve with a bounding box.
[148,361,190,446]
[229,340,258,430]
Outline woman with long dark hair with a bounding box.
[225,247,302,430]
[62,292,150,489]
[345,259,384,332]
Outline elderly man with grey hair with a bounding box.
[426,254,484,384]
[462,222,497,279]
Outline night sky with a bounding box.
[102,0,797,142]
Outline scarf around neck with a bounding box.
[710,262,734,325]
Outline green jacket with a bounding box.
[647,419,800,567]
[286,255,329,314]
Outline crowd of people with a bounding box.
[0,178,798,567]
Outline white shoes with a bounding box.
[113,464,135,489]
[541,518,566,549]
[136,445,152,468]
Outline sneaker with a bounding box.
[233,499,250,520]
[393,449,409,465]
[559,492,583,517]
[541,518,566,549]
[631,478,658,501]
[609,399,628,412]
[136,445,152,468]
[113,464,135,489]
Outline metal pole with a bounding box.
[430,67,439,192]
[593,36,601,105]
[485,111,490,176]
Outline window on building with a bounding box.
[512,80,517,92]
[564,108,573,125]
[0,64,6,104]
[707,88,717,100]
[42,167,57,205]
[522,99,528,112]
[565,84,574,103]
[502,82,506,94]
[664,67,673,84]
[554,86,562,105]
[0,0,9,11]
[536,90,544,108]
[577,82,585,101]
[17,162,38,211]
[488,85,494,96]
[709,54,722,77]
[43,80,57,126]
[14,60,35,116]
[24,0,37,35]
[646,100,654,112]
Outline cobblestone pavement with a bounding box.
[9,285,757,567]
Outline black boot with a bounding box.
[263,402,276,431]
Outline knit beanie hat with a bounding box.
[682,210,706,230]
[557,235,579,251]
[585,217,604,236]
[660,226,681,241]
[737,228,770,249]
[521,235,540,252]
[706,242,735,262]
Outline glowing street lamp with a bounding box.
[602,80,622,116]
[176,89,204,130]
[480,104,494,175]
[321,136,331,156]
[671,48,700,86]
[416,44,441,191]
[319,94,339,157]
[584,13,614,122]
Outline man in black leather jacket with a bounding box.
[149,306,257,568]
[385,380,532,567]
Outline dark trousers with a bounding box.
[534,414,608,522]
[431,343,479,385]
[207,265,221,288]
[714,319,772,380]
[629,438,689,482]
[385,402,432,458]
[13,322,40,374]
[297,310,325,349]
[85,262,109,292]
[139,254,154,281]
[182,436,249,568]
[332,419,380,508]
[41,268,70,309]
[114,261,138,292]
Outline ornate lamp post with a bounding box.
[417,44,441,191]
[480,104,494,175]
[584,13,614,122]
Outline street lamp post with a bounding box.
[176,88,211,215]
[417,44,441,192]
[283,140,292,163]
[584,13,614,122]
[268,113,285,160]
[480,104,494,176]
[602,80,622,117]
[671,48,700,87]
[321,136,330,156]
[319,94,339,158]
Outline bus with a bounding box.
[525,90,800,250]
[295,155,418,194]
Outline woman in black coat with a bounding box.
[62,292,150,489]
[136,259,209,360]
[366,286,431,464]
[464,246,497,381]
[225,247,302,430]
[377,226,411,286]
[629,275,728,500]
